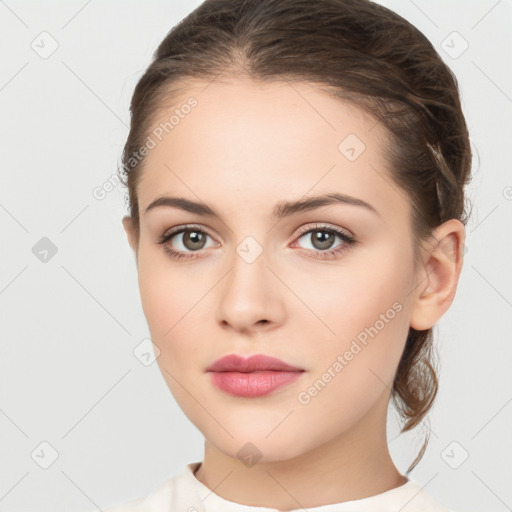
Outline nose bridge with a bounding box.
[216,234,281,330]
[225,236,269,303]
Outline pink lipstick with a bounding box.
[206,354,305,398]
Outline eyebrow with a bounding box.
[144,192,380,219]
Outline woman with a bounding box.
[113,0,471,509]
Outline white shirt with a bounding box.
[101,462,455,512]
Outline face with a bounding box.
[123,78,425,464]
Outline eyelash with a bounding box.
[157,223,358,261]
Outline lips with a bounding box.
[206,354,304,373]
[206,354,305,398]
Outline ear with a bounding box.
[409,219,466,331]
[122,216,139,258]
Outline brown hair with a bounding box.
[118,0,472,474]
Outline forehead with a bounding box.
[136,78,405,221]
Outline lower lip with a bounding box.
[208,370,304,397]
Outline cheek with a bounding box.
[137,257,205,413]
[297,252,413,386]
[292,277,410,435]
[294,252,411,336]
[137,246,189,334]
[136,249,208,370]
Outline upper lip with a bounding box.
[206,354,304,373]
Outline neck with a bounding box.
[193,394,406,509]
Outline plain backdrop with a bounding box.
[0,1,511,511]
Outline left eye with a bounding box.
[294,226,354,252]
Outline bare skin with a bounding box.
[122,77,465,509]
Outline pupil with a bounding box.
[313,230,334,250]
[185,231,205,250]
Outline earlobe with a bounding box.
[409,219,466,331]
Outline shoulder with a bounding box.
[97,462,202,512]
[402,479,457,512]
[100,477,173,512]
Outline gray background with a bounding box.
[1,0,511,511]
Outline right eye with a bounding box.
[157,225,219,260]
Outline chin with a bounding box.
[206,430,311,466]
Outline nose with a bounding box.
[215,246,285,334]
